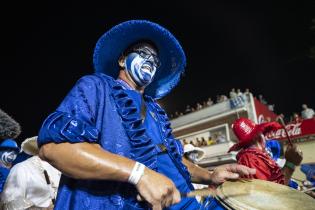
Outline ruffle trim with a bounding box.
[110,82,158,170]
[37,111,99,146]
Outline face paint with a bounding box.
[0,150,18,166]
[124,47,159,87]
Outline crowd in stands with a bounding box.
[271,104,314,125]
[288,104,315,123]
[169,88,271,119]
[169,88,315,124]
[180,132,228,148]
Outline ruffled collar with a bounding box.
[109,79,157,170]
[107,75,192,188]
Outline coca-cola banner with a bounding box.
[254,98,278,124]
[266,118,315,141]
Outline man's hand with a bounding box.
[136,168,181,210]
[285,145,303,166]
[210,164,256,186]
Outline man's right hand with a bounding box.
[135,167,181,210]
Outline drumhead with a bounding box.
[215,179,315,210]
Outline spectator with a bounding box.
[195,137,201,147]
[207,136,216,145]
[258,94,267,105]
[174,111,179,118]
[184,105,191,114]
[201,137,207,147]
[244,88,251,101]
[291,113,303,123]
[236,88,243,96]
[216,95,221,103]
[301,104,315,119]
[265,117,272,122]
[245,88,251,95]
[268,104,275,112]
[215,132,227,144]
[206,97,213,106]
[220,95,228,102]
[196,103,203,110]
[189,140,195,147]
[229,88,237,99]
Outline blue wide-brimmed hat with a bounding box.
[0,139,19,152]
[93,20,186,99]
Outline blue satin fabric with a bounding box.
[0,167,10,193]
[38,73,222,210]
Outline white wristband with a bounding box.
[128,162,145,185]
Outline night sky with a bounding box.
[1,1,314,144]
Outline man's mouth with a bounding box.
[142,64,153,73]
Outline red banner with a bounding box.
[254,98,278,124]
[265,118,315,141]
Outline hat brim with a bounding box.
[0,139,20,152]
[257,122,282,134]
[93,20,186,99]
[21,136,39,156]
[184,144,205,161]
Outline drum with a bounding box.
[211,179,315,210]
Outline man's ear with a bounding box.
[118,55,125,68]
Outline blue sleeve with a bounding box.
[0,167,10,193]
[38,75,102,146]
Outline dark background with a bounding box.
[1,1,314,144]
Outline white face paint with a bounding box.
[124,46,159,87]
[0,150,18,166]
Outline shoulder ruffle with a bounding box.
[37,111,99,146]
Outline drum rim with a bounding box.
[215,179,315,210]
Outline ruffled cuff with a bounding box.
[38,111,99,147]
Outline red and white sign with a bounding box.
[265,118,315,141]
[254,98,278,124]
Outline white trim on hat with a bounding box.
[183,144,205,162]
[21,136,39,156]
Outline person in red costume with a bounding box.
[228,118,303,185]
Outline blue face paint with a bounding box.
[0,150,18,166]
[124,49,158,87]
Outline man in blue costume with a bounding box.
[0,139,20,193]
[0,108,21,193]
[38,20,255,210]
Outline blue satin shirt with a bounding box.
[38,73,222,210]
